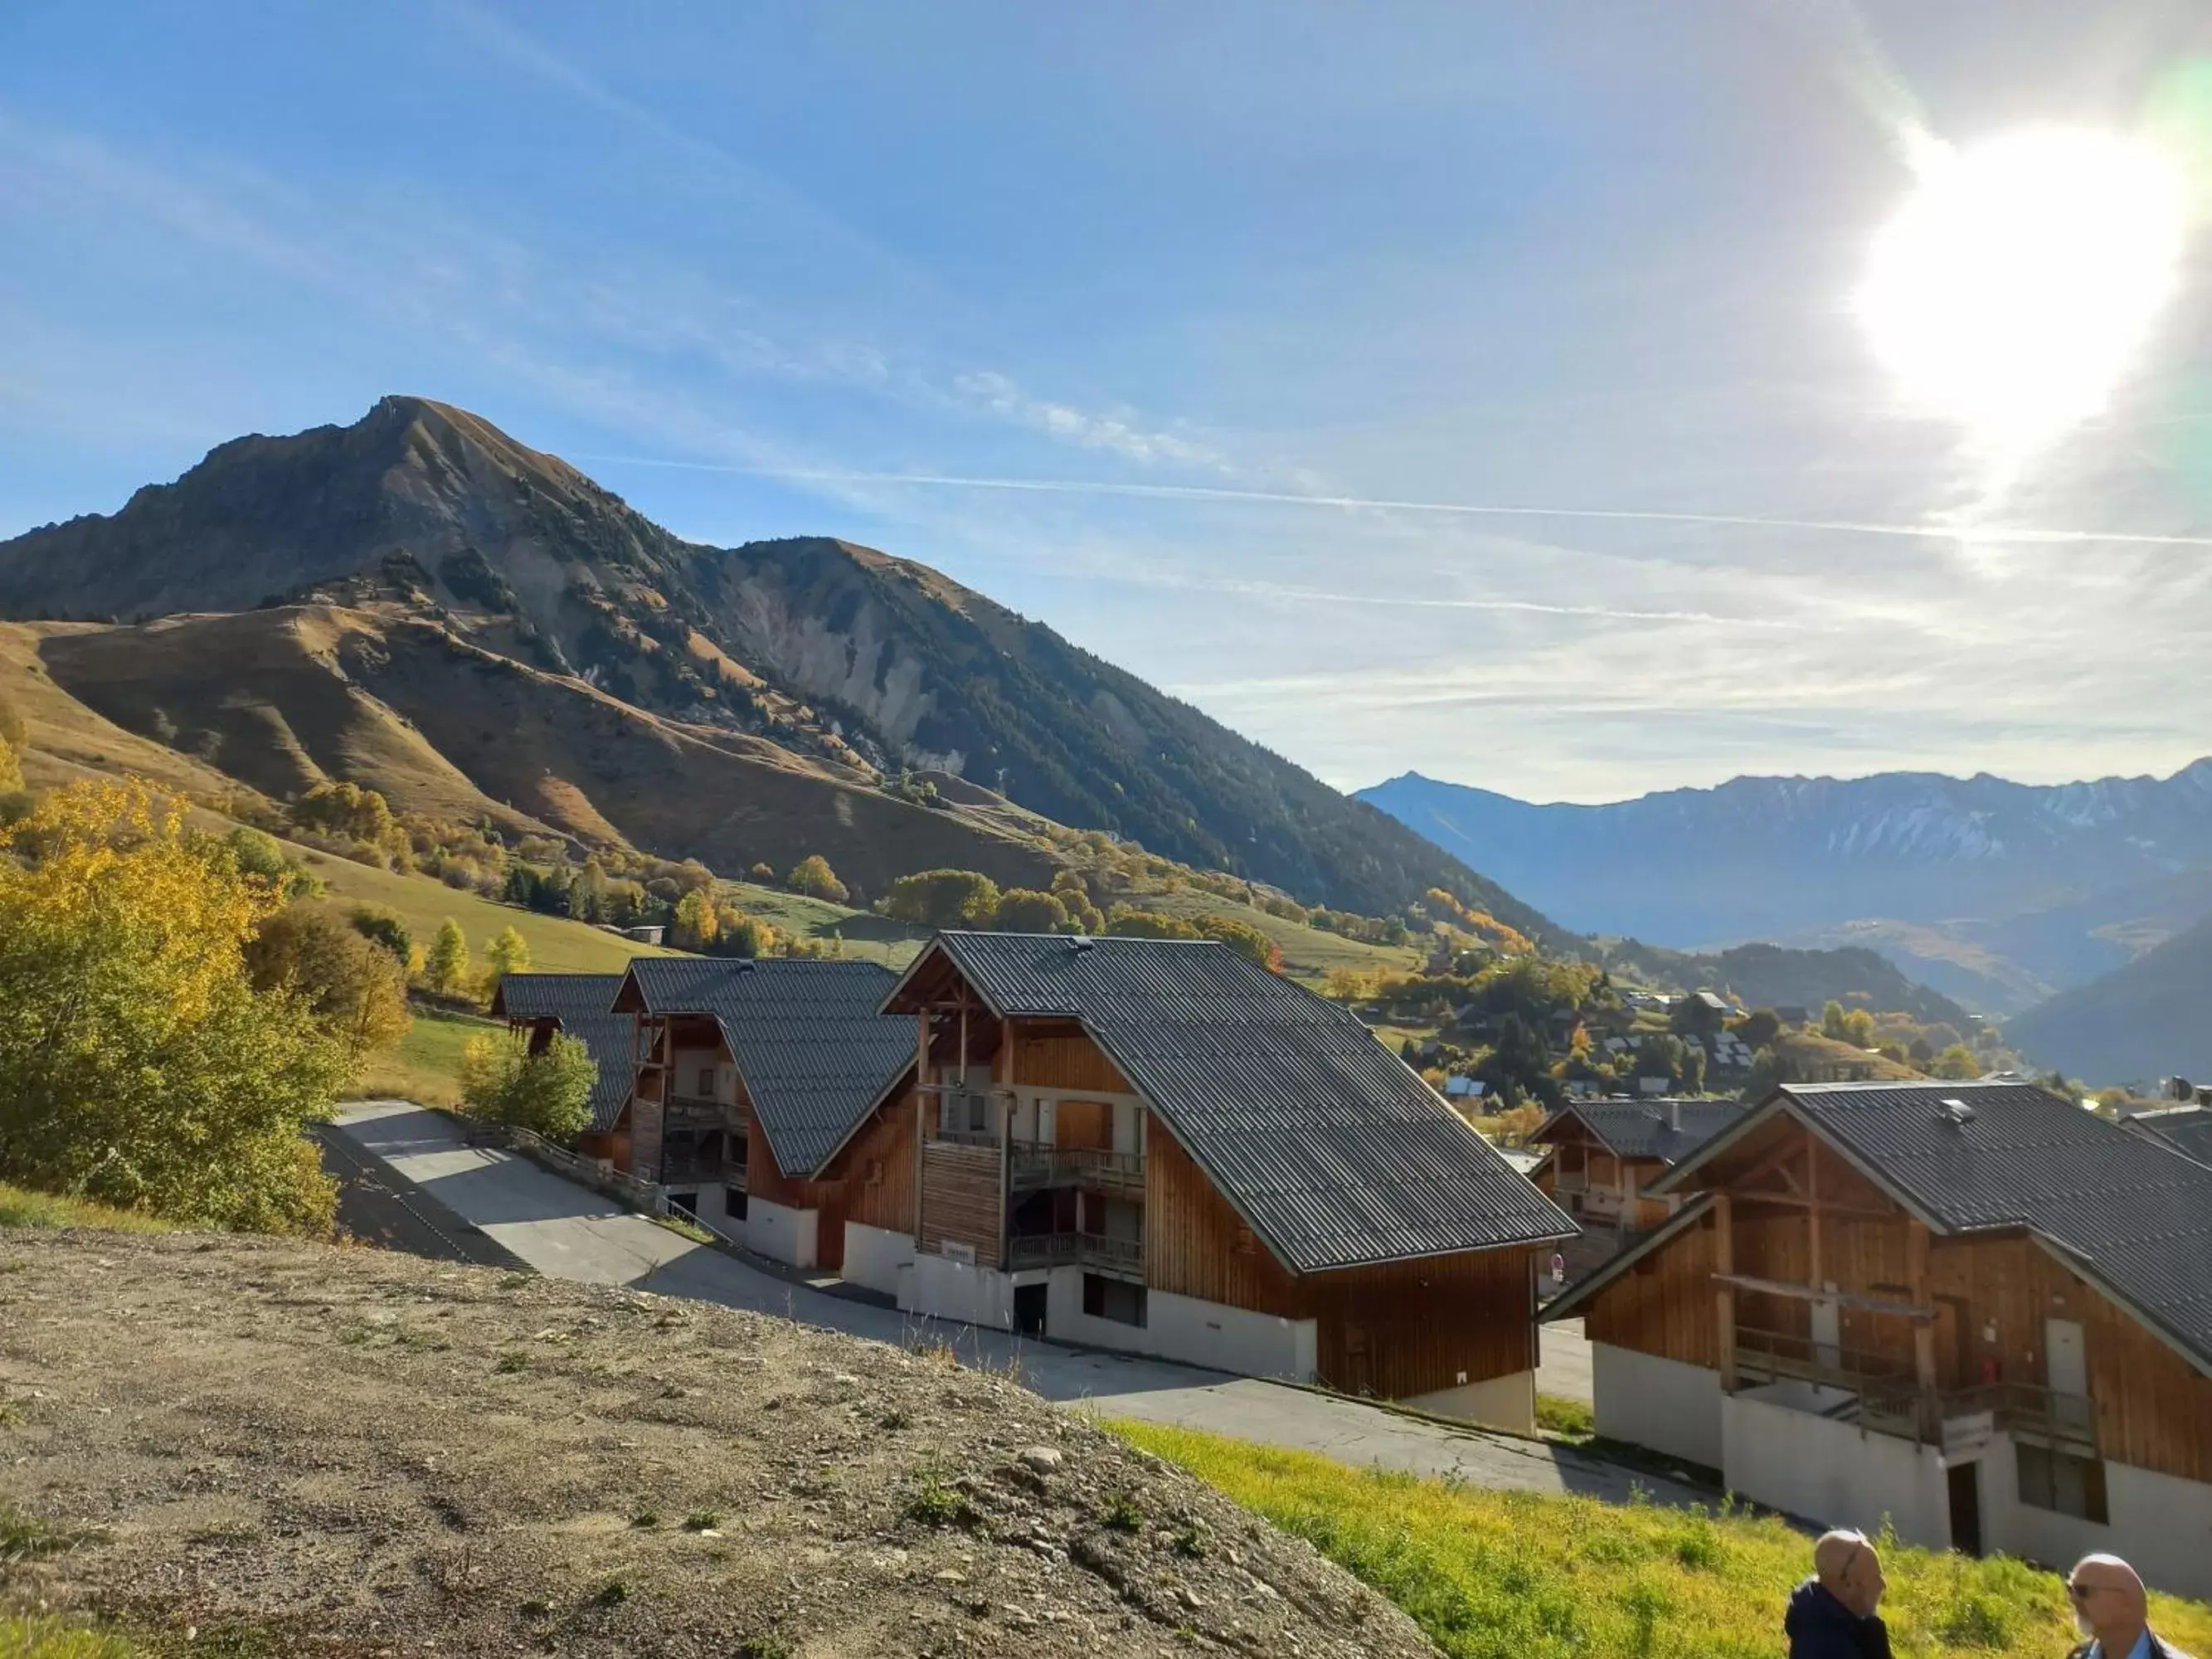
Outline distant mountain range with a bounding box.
[1359,766,2212,1014]
[0,396,1555,932]
[2004,914,2212,1083]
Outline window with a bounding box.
[1082,1273,1145,1327]
[696,1067,716,1097]
[725,1185,747,1221]
[2016,1444,2108,1523]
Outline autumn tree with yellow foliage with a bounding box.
[0,780,346,1233]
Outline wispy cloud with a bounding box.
[949,371,1228,470]
[563,453,2212,550]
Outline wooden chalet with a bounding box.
[608,959,914,1269]
[485,973,635,1163]
[1529,1097,1747,1232]
[1544,1081,2212,1600]
[872,932,1577,1428]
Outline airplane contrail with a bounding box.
[573,453,2212,549]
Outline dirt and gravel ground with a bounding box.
[0,1228,1437,1658]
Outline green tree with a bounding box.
[1840,1008,1877,1048]
[460,1030,597,1141]
[1736,1008,1782,1049]
[1680,1043,1709,1094]
[881,868,1003,927]
[993,888,1073,932]
[484,924,532,986]
[722,912,776,957]
[244,902,412,1063]
[348,903,411,961]
[1932,1044,1982,1080]
[0,779,343,1233]
[424,917,471,996]
[1821,1000,1849,1040]
[673,888,720,950]
[785,854,848,902]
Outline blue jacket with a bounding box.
[1786,1579,1892,1659]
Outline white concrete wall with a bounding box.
[902,1250,1023,1331]
[1406,1370,1537,1433]
[1722,1388,1951,1550]
[1975,1436,2212,1605]
[1592,1344,1723,1470]
[841,1223,915,1298]
[1037,1274,1318,1379]
[742,1195,818,1270]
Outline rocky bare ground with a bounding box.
[0,1228,1437,1657]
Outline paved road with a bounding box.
[313,1123,532,1272]
[1538,1317,1593,1404]
[334,1102,1707,1507]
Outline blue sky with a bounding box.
[2,2,2209,801]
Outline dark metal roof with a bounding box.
[892,932,1576,1274]
[1534,1098,1748,1166]
[489,973,625,1023]
[617,958,913,1178]
[1659,1081,2212,1374]
[484,975,633,1134]
[2125,1106,2212,1168]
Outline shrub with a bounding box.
[0,780,344,1233]
[785,854,848,902]
[460,1030,597,1141]
[347,903,411,961]
[243,902,412,1062]
[880,868,1003,928]
[992,888,1072,933]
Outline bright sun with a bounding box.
[1857,125,2187,464]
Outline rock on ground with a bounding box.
[0,1228,1438,1657]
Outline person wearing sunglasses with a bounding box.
[1786,1530,1891,1659]
[2066,1554,2194,1659]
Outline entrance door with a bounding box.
[1056,1098,1112,1150]
[2045,1319,2088,1397]
[1014,1282,1048,1338]
[1811,1299,1842,1373]
[1947,1460,1983,1555]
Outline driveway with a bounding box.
[334,1102,1707,1507]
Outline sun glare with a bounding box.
[1857,125,2186,466]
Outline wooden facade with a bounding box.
[1534,1121,1673,1232]
[892,943,1542,1400]
[1575,1114,2212,1487]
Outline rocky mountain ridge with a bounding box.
[0,396,1557,930]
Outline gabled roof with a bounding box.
[489,973,624,1023]
[884,932,1576,1275]
[2124,1105,2212,1168]
[614,958,913,1178]
[1533,1098,1748,1166]
[1652,1081,2212,1375]
[1539,1195,1715,1322]
[484,975,633,1133]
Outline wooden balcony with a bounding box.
[1008,1141,1145,1197]
[1004,1231,1144,1276]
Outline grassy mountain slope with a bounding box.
[2005,914,2212,1084]
[0,396,1561,928]
[29,606,1062,899]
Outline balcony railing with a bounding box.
[932,1126,1000,1150]
[1735,1326,2097,1454]
[1004,1231,1144,1275]
[1009,1141,1145,1195]
[657,1147,732,1185]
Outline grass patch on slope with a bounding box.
[0,1614,139,1659]
[346,1005,503,1107]
[1111,1421,2212,1659]
[0,1184,181,1234]
[291,849,664,975]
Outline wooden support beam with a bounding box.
[1714,1192,1737,1391]
[1711,1272,1936,1321]
[912,1011,928,1248]
[1806,1136,1824,1292]
[1908,1218,1937,1394]
[1730,1192,1897,1220]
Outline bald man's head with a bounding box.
[1814,1530,1885,1616]
[2069,1555,2147,1646]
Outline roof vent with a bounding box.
[1939,1097,1976,1126]
[1069,936,1096,952]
